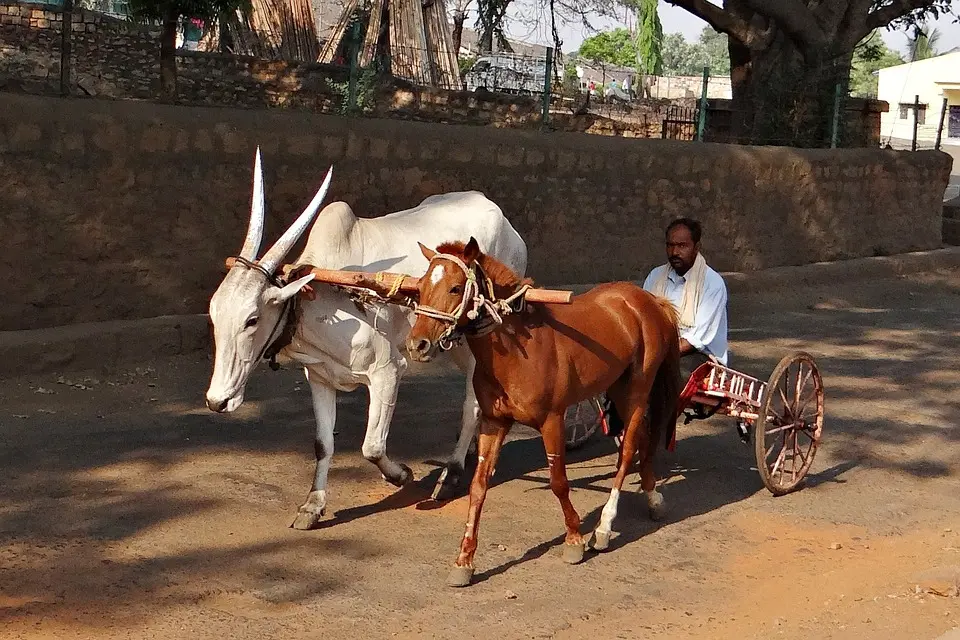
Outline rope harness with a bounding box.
[412,253,530,351]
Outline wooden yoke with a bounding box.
[223,257,574,304]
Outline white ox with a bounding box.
[204,149,528,529]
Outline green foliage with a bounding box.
[458,55,477,77]
[561,62,580,96]
[634,0,663,75]
[661,27,729,76]
[849,30,903,97]
[577,28,638,67]
[908,24,941,60]
[324,68,379,115]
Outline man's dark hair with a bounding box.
[666,217,702,244]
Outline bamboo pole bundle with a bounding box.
[318,0,360,63]
[222,0,320,61]
[422,0,459,89]
[359,0,386,67]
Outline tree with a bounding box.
[661,0,954,146]
[451,0,473,56]
[661,32,701,75]
[697,26,729,75]
[660,29,730,76]
[849,30,903,98]
[475,0,511,52]
[578,28,639,67]
[127,0,251,97]
[634,0,663,74]
[908,23,941,60]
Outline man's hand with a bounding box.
[679,338,696,356]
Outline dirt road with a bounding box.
[2,268,959,639]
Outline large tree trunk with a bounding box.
[159,8,179,98]
[728,31,852,147]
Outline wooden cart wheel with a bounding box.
[564,396,604,451]
[754,352,824,496]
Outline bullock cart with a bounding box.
[233,259,824,497]
[573,352,825,496]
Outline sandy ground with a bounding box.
[1,268,960,639]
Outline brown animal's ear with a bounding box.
[463,237,480,264]
[419,242,437,261]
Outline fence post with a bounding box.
[695,66,709,141]
[347,21,361,113]
[911,94,920,151]
[541,47,553,130]
[935,97,948,150]
[830,82,842,148]
[60,0,73,96]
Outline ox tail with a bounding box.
[650,296,681,452]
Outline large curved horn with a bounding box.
[238,146,265,260]
[258,165,333,275]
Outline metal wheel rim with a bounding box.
[564,396,602,450]
[756,352,824,495]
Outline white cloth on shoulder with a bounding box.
[652,252,707,331]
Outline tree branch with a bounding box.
[865,0,938,33]
[662,0,755,45]
[742,0,828,51]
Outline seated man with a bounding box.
[643,217,728,375]
[600,217,729,437]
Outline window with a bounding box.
[898,102,927,124]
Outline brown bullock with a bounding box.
[405,237,681,587]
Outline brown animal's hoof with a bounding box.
[447,565,474,587]
[590,530,610,551]
[561,542,585,564]
[290,507,326,530]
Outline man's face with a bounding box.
[666,225,699,275]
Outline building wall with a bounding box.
[877,51,960,144]
[0,92,952,331]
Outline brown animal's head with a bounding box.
[405,237,484,362]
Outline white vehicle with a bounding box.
[464,52,557,95]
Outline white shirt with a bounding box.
[642,263,729,365]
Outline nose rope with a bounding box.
[412,253,530,350]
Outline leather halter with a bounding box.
[228,255,298,369]
[413,253,528,351]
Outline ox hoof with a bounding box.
[432,464,464,502]
[447,565,475,588]
[561,542,585,565]
[384,464,414,488]
[290,507,326,530]
[590,530,611,552]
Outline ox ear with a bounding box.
[463,237,480,264]
[418,242,437,261]
[262,273,316,307]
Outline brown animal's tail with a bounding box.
[650,296,682,451]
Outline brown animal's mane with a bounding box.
[435,241,535,299]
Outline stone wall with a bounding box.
[2,0,879,141]
[0,0,158,96]
[0,92,953,331]
[0,1,654,135]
